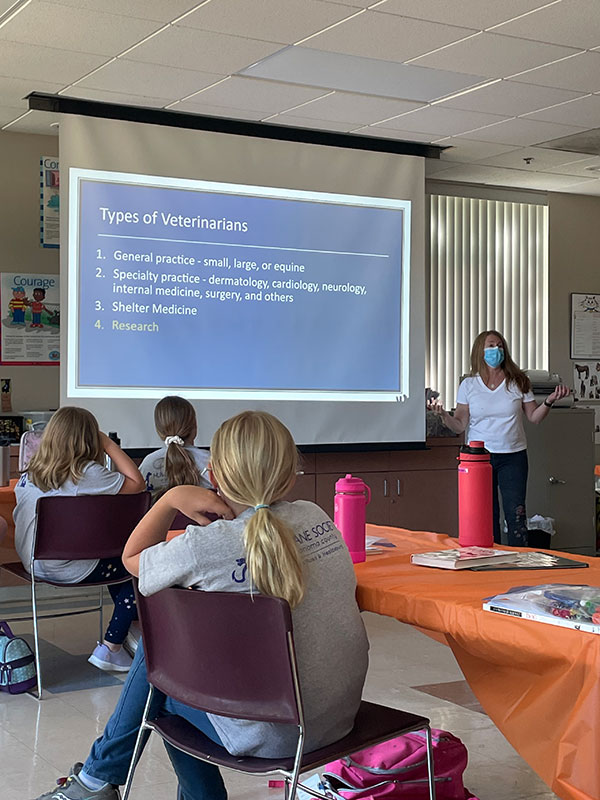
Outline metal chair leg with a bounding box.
[31,578,43,700]
[284,777,291,800]
[425,725,437,800]
[98,586,104,643]
[122,687,154,800]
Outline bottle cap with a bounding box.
[335,473,366,493]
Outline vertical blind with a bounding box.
[427,194,548,408]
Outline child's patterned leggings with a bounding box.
[78,559,138,644]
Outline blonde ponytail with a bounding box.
[210,411,305,608]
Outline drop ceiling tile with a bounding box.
[428,162,596,189]
[64,86,171,108]
[302,10,476,63]
[125,26,283,74]
[453,117,586,146]
[376,0,557,30]
[0,0,161,57]
[268,115,357,131]
[78,60,225,100]
[425,159,456,175]
[174,77,330,116]
[522,94,600,128]
[543,155,600,177]
[510,51,600,92]
[314,0,373,6]
[353,127,438,142]
[41,0,198,21]
[0,41,106,84]
[0,0,21,10]
[562,179,600,195]
[168,101,267,121]
[278,92,424,124]
[493,0,600,49]
[410,33,578,78]
[475,145,595,170]
[374,105,508,135]
[439,80,584,116]
[0,76,63,107]
[490,170,597,189]
[242,47,489,102]
[180,0,356,45]
[0,106,28,127]
[436,138,519,162]
[2,109,61,133]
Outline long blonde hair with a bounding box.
[154,396,202,495]
[210,411,304,608]
[470,330,531,394]
[27,407,104,492]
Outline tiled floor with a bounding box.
[1,610,558,800]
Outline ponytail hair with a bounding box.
[210,411,304,608]
[154,396,202,494]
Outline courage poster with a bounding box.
[0,273,60,365]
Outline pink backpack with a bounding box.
[320,729,479,800]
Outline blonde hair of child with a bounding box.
[154,396,202,495]
[27,406,104,492]
[210,411,305,608]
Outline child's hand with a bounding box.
[162,485,235,525]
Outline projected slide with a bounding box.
[68,169,410,401]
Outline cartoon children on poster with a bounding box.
[8,287,28,326]
[30,288,50,328]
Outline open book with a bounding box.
[411,546,520,570]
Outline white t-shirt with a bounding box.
[14,462,125,582]
[139,500,369,759]
[456,376,535,453]
[138,446,211,498]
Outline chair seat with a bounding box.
[150,700,430,775]
[1,561,130,588]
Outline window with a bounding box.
[427,194,548,408]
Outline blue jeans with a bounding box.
[84,643,227,800]
[490,449,529,547]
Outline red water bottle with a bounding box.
[334,474,371,563]
[458,441,493,547]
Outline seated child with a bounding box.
[138,396,212,500]
[14,406,146,672]
[33,411,369,800]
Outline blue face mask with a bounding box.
[484,346,504,368]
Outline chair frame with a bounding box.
[123,589,436,800]
[2,492,151,699]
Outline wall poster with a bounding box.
[571,293,600,359]
[0,273,60,365]
[573,360,600,401]
[40,155,59,248]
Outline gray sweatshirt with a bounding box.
[139,499,369,758]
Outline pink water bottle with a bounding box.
[334,474,371,563]
[458,441,494,548]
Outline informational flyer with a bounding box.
[573,360,600,401]
[40,156,60,248]
[571,293,600,359]
[0,273,60,365]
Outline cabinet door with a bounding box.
[389,470,458,536]
[525,411,595,553]
[284,473,316,503]
[315,472,390,525]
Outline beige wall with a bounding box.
[548,192,600,463]
[0,130,59,411]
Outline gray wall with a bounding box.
[0,130,59,411]
[548,192,600,463]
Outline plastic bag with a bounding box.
[527,515,555,535]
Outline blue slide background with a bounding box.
[77,179,405,392]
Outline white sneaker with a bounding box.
[88,643,132,672]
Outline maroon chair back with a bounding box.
[170,511,201,530]
[137,586,300,725]
[33,493,151,560]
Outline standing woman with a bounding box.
[432,330,570,546]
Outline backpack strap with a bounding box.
[0,621,14,639]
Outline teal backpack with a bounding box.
[0,621,36,694]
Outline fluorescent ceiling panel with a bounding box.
[242,47,488,102]
[302,11,476,63]
[410,33,578,78]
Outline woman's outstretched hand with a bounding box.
[547,384,571,404]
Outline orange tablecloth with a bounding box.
[0,479,17,537]
[356,525,600,800]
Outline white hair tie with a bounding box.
[164,435,184,447]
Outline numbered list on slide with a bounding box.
[77,179,405,392]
